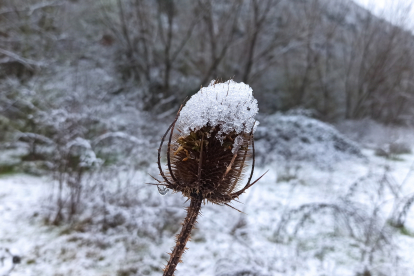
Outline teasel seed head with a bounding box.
[157,79,266,276]
[157,79,263,205]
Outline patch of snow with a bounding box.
[1,146,414,275]
[177,80,259,145]
[255,114,364,168]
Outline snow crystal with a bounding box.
[176,80,259,143]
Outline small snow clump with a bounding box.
[177,80,259,146]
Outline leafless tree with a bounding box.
[106,0,201,101]
[193,0,243,86]
[340,5,414,123]
[239,0,281,83]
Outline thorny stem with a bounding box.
[163,193,203,276]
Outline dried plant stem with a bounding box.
[163,193,203,276]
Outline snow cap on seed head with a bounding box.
[177,79,259,144]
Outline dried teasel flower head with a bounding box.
[155,79,263,206]
[155,79,266,276]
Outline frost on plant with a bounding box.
[152,79,264,276]
[177,79,259,152]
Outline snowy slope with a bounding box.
[1,146,414,276]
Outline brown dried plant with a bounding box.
[150,80,264,276]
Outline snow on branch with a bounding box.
[17,132,54,145]
[0,48,43,69]
[92,132,145,146]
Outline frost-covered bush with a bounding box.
[31,167,187,276]
[285,108,320,118]
[389,141,412,155]
[255,114,363,168]
[0,81,40,142]
[19,108,103,224]
[9,102,150,224]
[38,149,177,235]
[336,119,414,150]
[275,201,396,276]
[271,164,403,276]
[49,166,186,241]
[375,141,412,159]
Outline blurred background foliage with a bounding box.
[1,0,414,124]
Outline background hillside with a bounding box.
[1,0,414,122]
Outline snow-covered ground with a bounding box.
[1,145,414,276]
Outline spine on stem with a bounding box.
[163,193,202,276]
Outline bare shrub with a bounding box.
[273,165,403,275]
[375,142,411,158]
[389,142,412,155]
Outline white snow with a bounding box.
[176,80,259,147]
[1,143,414,276]
[255,114,363,169]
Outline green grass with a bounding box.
[0,164,17,176]
[400,226,414,237]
